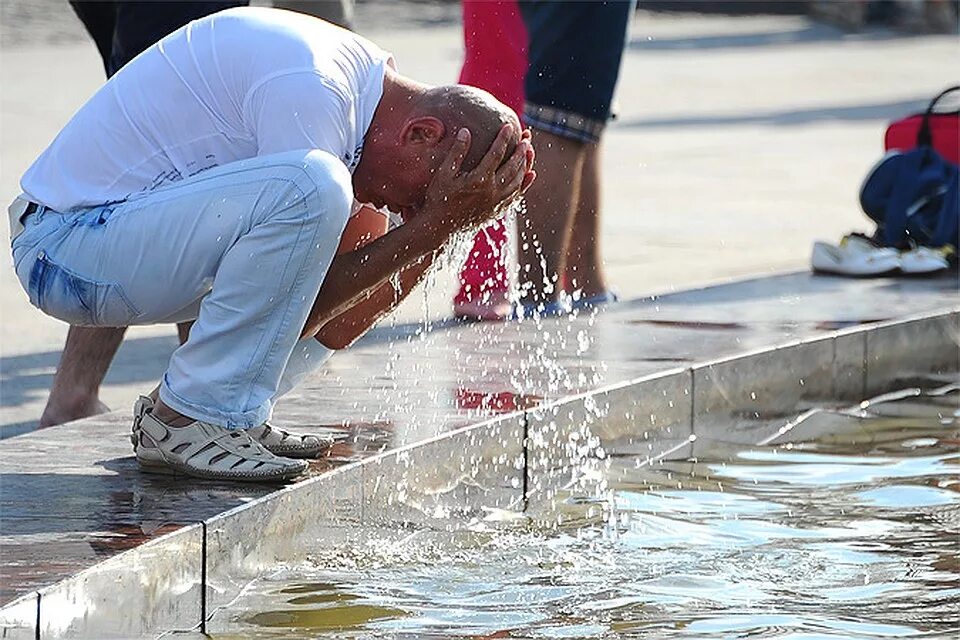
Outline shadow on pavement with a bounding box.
[619,272,958,310]
[629,21,914,51]
[0,334,178,432]
[616,97,929,129]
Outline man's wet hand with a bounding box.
[518,127,536,194]
[416,123,532,236]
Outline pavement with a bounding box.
[1,270,956,606]
[1,6,958,430]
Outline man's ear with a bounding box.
[400,116,446,147]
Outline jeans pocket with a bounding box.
[28,252,141,326]
[12,243,32,278]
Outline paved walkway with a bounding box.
[2,7,957,431]
[1,271,956,605]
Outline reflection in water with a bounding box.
[208,388,958,639]
[247,603,407,630]
[456,388,543,414]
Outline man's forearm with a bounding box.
[314,250,438,349]
[301,216,446,338]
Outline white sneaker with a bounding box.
[899,245,951,274]
[135,410,308,482]
[811,234,900,276]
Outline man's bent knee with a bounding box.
[298,149,353,225]
[271,149,353,227]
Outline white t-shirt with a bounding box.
[21,7,394,213]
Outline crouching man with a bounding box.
[9,7,534,482]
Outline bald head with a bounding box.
[413,85,520,172]
[352,72,527,214]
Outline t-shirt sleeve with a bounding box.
[245,71,351,158]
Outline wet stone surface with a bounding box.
[203,389,960,639]
[1,272,957,605]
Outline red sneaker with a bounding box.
[453,287,512,322]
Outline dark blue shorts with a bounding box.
[519,0,634,143]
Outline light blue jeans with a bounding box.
[12,150,349,429]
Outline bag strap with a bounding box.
[930,169,959,248]
[917,85,960,147]
[882,150,925,246]
[884,149,959,248]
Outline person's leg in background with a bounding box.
[39,326,124,427]
[68,1,117,76]
[108,1,247,76]
[515,128,585,310]
[515,0,632,315]
[453,0,528,321]
[44,1,124,427]
[565,142,611,302]
[42,1,249,428]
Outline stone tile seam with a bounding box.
[200,520,207,636]
[521,410,530,512]
[689,365,695,438]
[864,309,959,390]
[689,327,867,439]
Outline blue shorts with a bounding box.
[519,0,634,143]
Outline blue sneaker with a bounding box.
[512,298,572,320]
[569,290,619,311]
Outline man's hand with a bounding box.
[415,124,535,236]
[518,127,536,192]
[301,126,535,339]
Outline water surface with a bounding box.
[209,387,959,639]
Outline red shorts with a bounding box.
[455,0,528,299]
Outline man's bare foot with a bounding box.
[39,395,110,428]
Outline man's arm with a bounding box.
[300,124,531,338]
[315,250,438,349]
[300,210,446,338]
[311,204,436,349]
